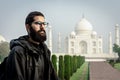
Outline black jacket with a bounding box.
[3,35,58,80]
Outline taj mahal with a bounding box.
[0,17,119,61]
[47,17,119,61]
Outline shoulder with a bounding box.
[9,36,30,55]
[11,45,25,53]
[9,45,26,57]
[5,45,26,64]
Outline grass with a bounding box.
[114,63,120,70]
[70,62,89,80]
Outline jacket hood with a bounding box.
[10,35,31,50]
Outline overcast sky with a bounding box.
[0,0,120,53]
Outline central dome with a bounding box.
[75,18,93,35]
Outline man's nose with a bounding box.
[40,24,45,30]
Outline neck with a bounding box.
[29,37,40,45]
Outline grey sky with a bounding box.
[0,0,120,52]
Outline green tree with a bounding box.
[0,42,9,62]
[73,55,77,73]
[113,44,120,52]
[58,55,64,80]
[70,56,73,76]
[51,55,57,72]
[64,55,70,80]
[113,43,120,60]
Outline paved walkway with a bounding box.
[89,62,120,80]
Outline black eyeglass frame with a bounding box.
[33,21,49,27]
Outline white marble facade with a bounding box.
[48,17,118,61]
[57,17,117,61]
[65,17,103,55]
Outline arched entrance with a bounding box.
[79,41,87,54]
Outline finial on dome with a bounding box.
[82,13,85,18]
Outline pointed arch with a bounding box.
[79,41,87,54]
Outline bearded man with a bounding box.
[1,11,58,80]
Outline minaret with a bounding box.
[48,25,52,53]
[109,32,112,53]
[58,32,61,53]
[115,24,119,46]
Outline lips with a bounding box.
[40,31,44,34]
[38,30,45,36]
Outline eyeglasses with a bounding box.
[33,21,49,27]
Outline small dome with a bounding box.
[91,31,97,38]
[70,31,76,36]
[92,31,97,36]
[0,35,6,42]
[115,24,119,27]
[75,18,93,35]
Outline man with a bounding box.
[2,11,58,80]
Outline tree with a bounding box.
[73,55,77,72]
[51,55,57,72]
[113,43,120,60]
[64,55,70,80]
[58,55,64,80]
[113,44,120,52]
[0,42,9,62]
[70,56,73,76]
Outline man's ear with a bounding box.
[25,24,30,33]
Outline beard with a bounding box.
[29,27,47,43]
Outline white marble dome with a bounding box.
[92,31,97,36]
[70,31,76,36]
[91,31,97,38]
[115,24,119,27]
[75,18,93,35]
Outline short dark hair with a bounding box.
[25,11,45,25]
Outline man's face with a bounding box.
[29,16,47,43]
